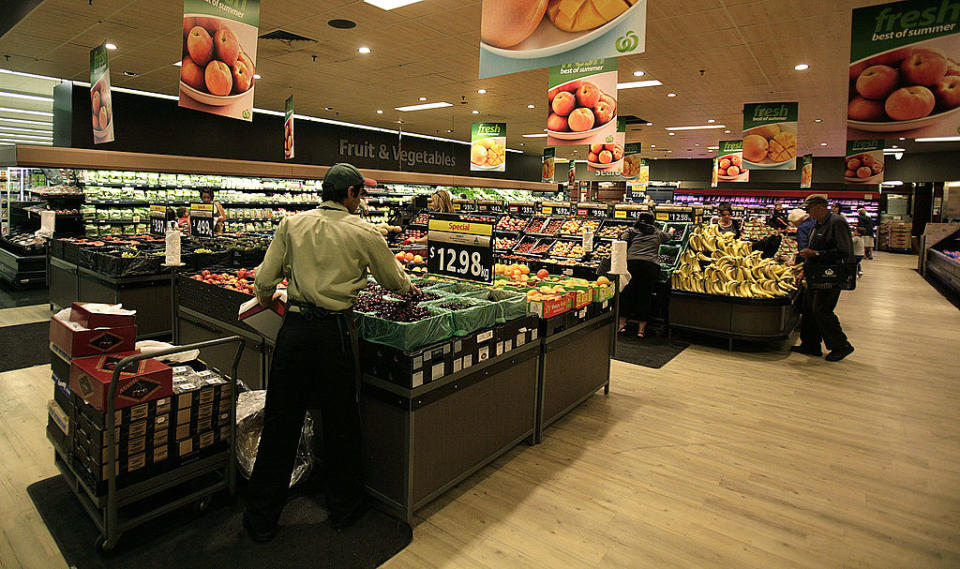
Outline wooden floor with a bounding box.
[1,252,958,569]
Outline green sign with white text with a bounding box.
[470,122,506,172]
[742,102,799,170]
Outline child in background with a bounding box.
[176,207,189,231]
[853,228,865,277]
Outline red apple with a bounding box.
[180,56,205,90]
[204,60,233,96]
[730,155,742,167]
[587,152,599,162]
[548,87,561,103]
[214,27,240,67]
[934,75,960,108]
[947,59,960,77]
[598,92,617,116]
[594,100,614,125]
[231,59,252,93]
[848,96,886,121]
[589,143,603,153]
[719,158,731,169]
[547,112,568,132]
[847,158,861,170]
[901,49,948,86]
[727,165,740,176]
[718,167,727,176]
[861,154,875,167]
[552,91,576,116]
[871,162,883,174]
[885,85,935,120]
[598,150,612,164]
[857,166,872,178]
[567,107,595,132]
[576,81,600,109]
[845,169,856,177]
[187,26,214,67]
[856,65,898,100]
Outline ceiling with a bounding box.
[0,0,953,160]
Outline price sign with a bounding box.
[489,203,505,213]
[591,207,609,218]
[576,208,589,217]
[552,205,572,217]
[508,205,519,213]
[655,212,670,221]
[477,203,490,212]
[149,205,167,236]
[427,218,494,283]
[517,204,537,216]
[540,206,553,216]
[190,202,214,237]
[614,210,627,219]
[453,202,461,211]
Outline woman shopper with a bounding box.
[713,202,742,238]
[857,207,875,259]
[618,213,673,338]
[412,189,457,244]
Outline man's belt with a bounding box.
[288,300,351,320]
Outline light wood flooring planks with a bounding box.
[1,252,958,568]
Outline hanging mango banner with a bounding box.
[547,58,618,147]
[620,142,644,181]
[479,0,647,79]
[844,139,885,185]
[742,102,798,170]
[717,140,749,182]
[283,96,294,160]
[470,123,507,172]
[541,147,556,181]
[847,0,960,140]
[587,117,625,175]
[179,0,260,121]
[89,43,114,144]
[800,154,814,188]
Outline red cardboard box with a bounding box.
[69,302,136,329]
[50,316,137,358]
[70,351,173,412]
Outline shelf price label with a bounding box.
[590,207,609,218]
[427,219,494,283]
[614,210,627,219]
[190,202,214,237]
[489,203,505,213]
[516,204,536,216]
[551,205,572,217]
[508,205,519,213]
[576,208,589,217]
[149,205,167,235]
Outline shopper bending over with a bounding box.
[857,207,875,259]
[787,208,814,265]
[618,213,673,338]
[713,202,741,238]
[246,163,417,541]
[793,194,855,362]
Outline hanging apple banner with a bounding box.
[89,43,114,144]
[742,102,798,170]
[717,140,749,182]
[283,96,294,160]
[587,117,625,175]
[800,154,813,188]
[470,123,507,172]
[844,140,884,184]
[479,0,647,79]
[541,147,556,181]
[547,58,618,147]
[847,0,960,141]
[179,0,260,121]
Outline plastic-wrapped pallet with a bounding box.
[235,390,314,487]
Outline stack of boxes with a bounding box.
[46,303,233,495]
[884,221,912,251]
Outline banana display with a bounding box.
[671,224,801,298]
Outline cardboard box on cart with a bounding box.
[49,315,137,359]
[69,351,173,412]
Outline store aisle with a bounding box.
[1,253,958,569]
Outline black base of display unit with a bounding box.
[668,290,801,351]
[0,246,46,287]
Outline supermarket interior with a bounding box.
[1,0,960,568]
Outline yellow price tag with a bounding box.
[542,207,552,215]
[655,212,669,221]
[453,203,461,210]
[614,210,627,219]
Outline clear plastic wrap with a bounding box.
[236,390,314,487]
[421,296,497,336]
[461,288,528,323]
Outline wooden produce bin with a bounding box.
[361,341,540,523]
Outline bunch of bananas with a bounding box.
[671,224,801,298]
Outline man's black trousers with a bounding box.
[799,287,850,351]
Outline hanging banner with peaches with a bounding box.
[283,96,294,160]
[847,0,960,140]
[587,117,625,175]
[89,44,114,144]
[478,0,647,79]
[180,0,259,121]
[470,123,507,171]
[800,154,813,188]
[541,147,556,181]
[742,102,798,170]
[547,58,618,147]
[717,140,749,182]
[844,140,884,185]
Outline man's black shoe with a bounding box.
[825,345,854,362]
[329,497,370,530]
[790,345,822,356]
[242,514,278,543]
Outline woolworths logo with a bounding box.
[616,31,639,52]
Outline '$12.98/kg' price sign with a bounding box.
[427,218,494,282]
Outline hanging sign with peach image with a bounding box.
[547,58,618,146]
[479,0,647,79]
[742,102,798,170]
[587,117,625,175]
[847,0,960,140]
[179,0,260,121]
[542,147,556,181]
[800,154,813,188]
[470,123,507,172]
[283,96,294,160]
[89,43,114,144]
[844,140,884,185]
[717,140,749,182]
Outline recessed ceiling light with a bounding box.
[522,133,548,138]
[364,0,424,9]
[477,89,486,94]
[668,132,676,136]
[324,107,333,110]
[394,101,452,111]
[814,119,823,123]
[898,137,906,140]
[617,80,662,89]
[253,74,261,79]
[794,63,809,70]
[447,129,453,133]
[633,70,645,77]
[520,142,524,146]
[376,109,383,114]
[724,129,731,133]
[646,122,653,126]
[173,60,182,67]
[820,142,828,146]
[358,46,371,54]
[527,104,535,109]
[665,124,726,131]
[890,145,899,149]
[418,97,427,101]
[472,110,479,114]
[0,91,53,103]
[666,150,672,153]
[694,143,700,146]
[328,19,357,28]
[650,144,656,148]
[707,119,715,123]
[104,43,117,50]
[123,71,138,77]
[666,92,677,97]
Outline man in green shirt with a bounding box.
[244,163,417,541]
